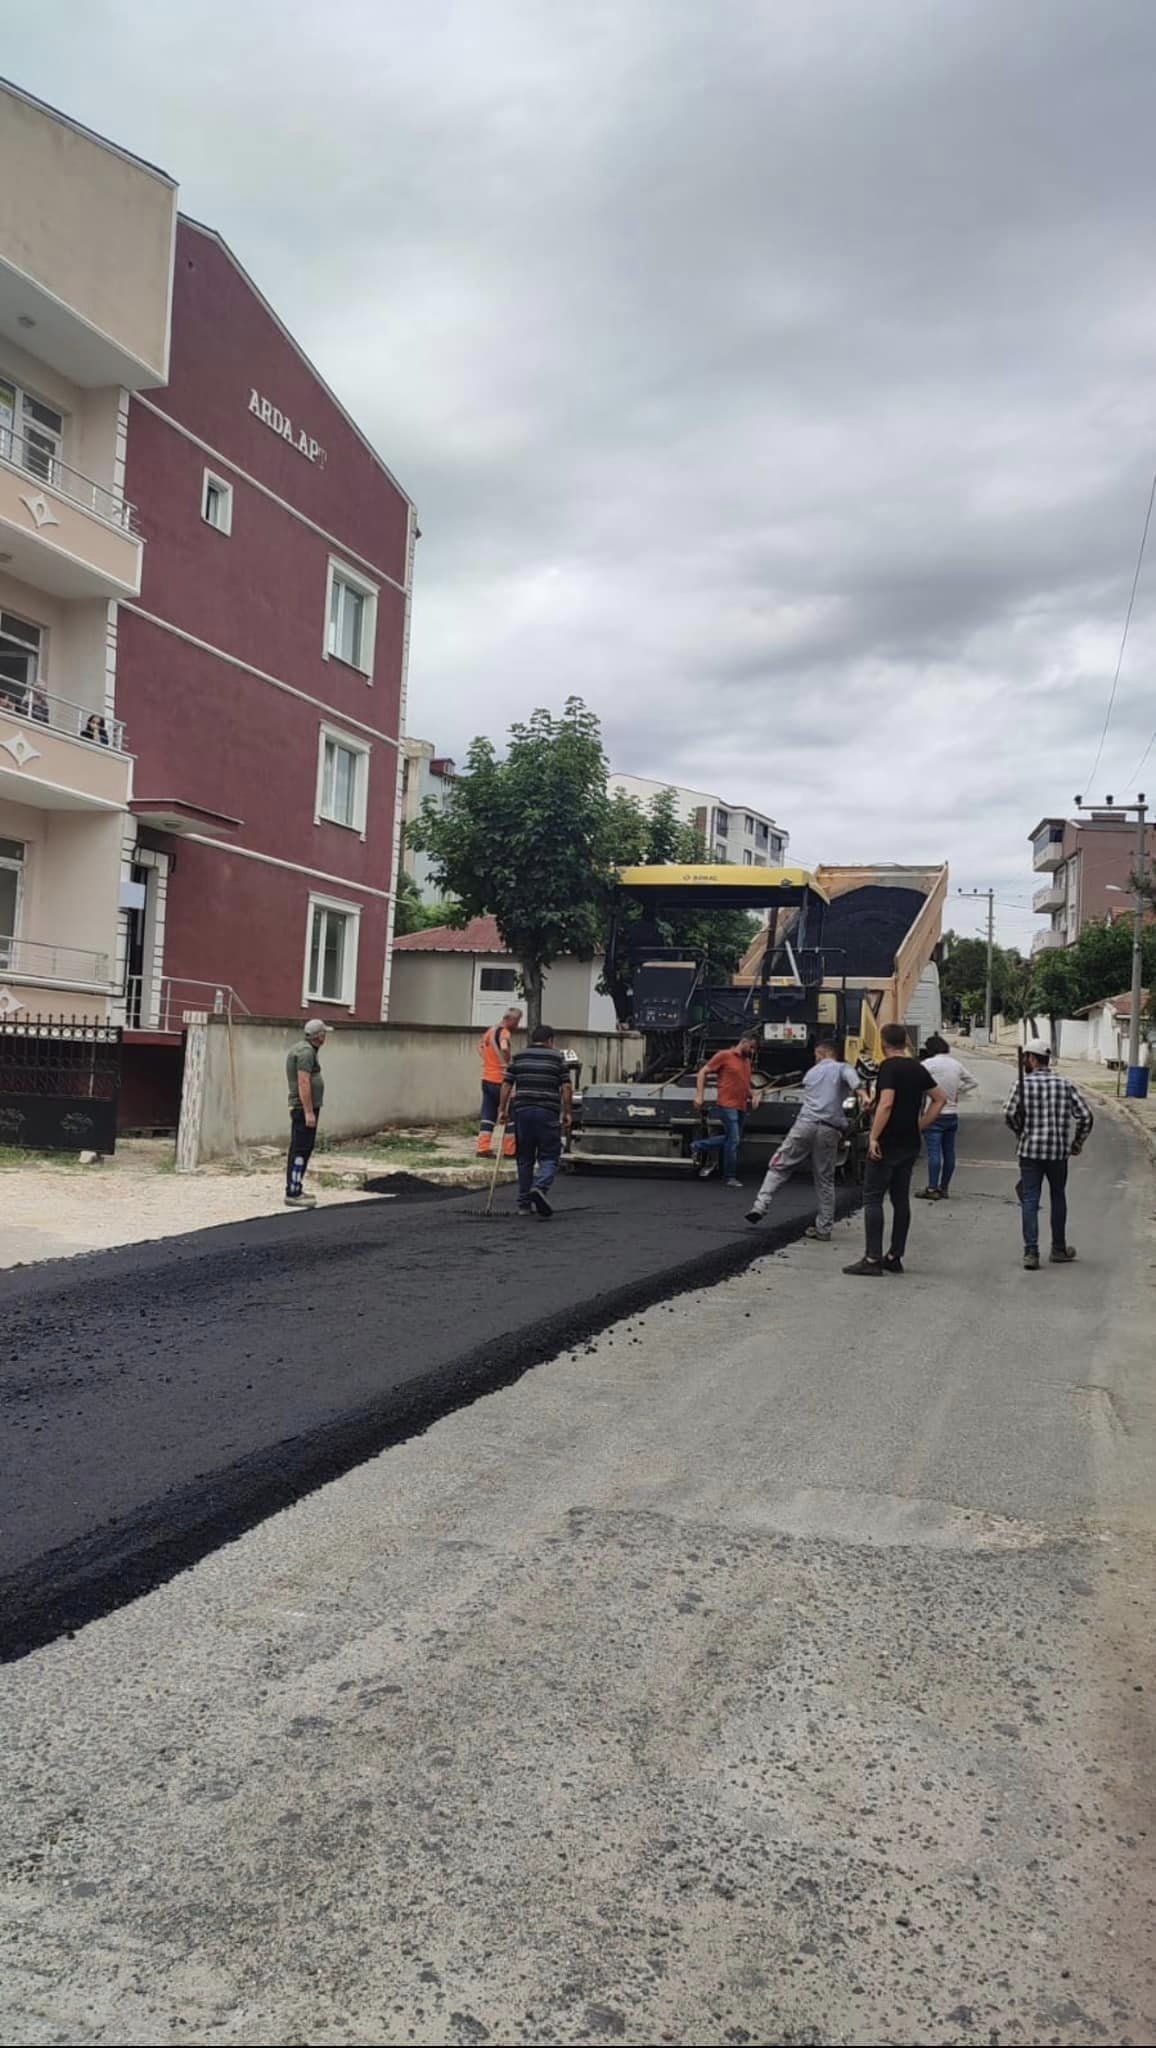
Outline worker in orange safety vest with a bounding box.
[478,1006,522,1156]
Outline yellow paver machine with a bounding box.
[568,861,947,1173]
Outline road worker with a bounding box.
[477,1006,521,1157]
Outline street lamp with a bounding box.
[1092,793,1150,1097]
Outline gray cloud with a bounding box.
[11,0,1156,944]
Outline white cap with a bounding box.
[1023,1038,1051,1056]
[304,1017,328,1039]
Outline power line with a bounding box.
[1083,464,1156,796]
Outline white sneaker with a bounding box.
[725,1179,743,1189]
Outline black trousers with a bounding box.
[287,1107,319,1195]
[863,1149,918,1262]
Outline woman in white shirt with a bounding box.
[916,1034,978,1201]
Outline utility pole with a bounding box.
[958,887,995,1043]
[1073,790,1149,1098]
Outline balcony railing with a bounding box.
[124,975,251,1033]
[1033,881,1064,913]
[1031,927,1066,956]
[0,935,112,984]
[0,683,126,752]
[0,426,140,536]
[1032,835,1064,872]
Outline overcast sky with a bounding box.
[10,0,1156,945]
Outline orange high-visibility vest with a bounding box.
[479,1025,510,1083]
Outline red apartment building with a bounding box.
[0,82,414,1047]
[119,219,415,1026]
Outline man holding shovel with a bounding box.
[498,1024,573,1218]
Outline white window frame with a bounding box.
[324,555,378,680]
[303,891,361,1008]
[0,373,65,485]
[315,722,371,838]
[201,467,233,535]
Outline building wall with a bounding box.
[0,793,123,1009]
[118,219,413,1024]
[608,771,787,864]
[389,949,618,1031]
[0,84,176,383]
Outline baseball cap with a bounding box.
[304,1017,328,1039]
[1023,1038,1051,1056]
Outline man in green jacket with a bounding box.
[286,1019,328,1207]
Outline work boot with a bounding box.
[915,1187,938,1201]
[1023,1248,1040,1270]
[284,1191,317,1208]
[1049,1244,1077,1263]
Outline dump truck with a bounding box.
[567,860,948,1173]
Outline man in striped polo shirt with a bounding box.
[498,1024,574,1218]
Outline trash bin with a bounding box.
[1125,1064,1150,1099]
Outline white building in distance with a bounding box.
[609,772,788,867]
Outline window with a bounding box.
[743,849,754,865]
[201,469,233,534]
[755,820,769,847]
[0,612,42,712]
[714,809,729,838]
[0,377,63,483]
[744,814,755,835]
[304,894,360,1006]
[316,725,370,834]
[770,835,784,863]
[0,837,24,967]
[479,966,518,992]
[325,558,378,678]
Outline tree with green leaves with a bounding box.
[407,698,614,1028]
[393,871,461,937]
[938,932,1027,1022]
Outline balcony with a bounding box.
[1031,927,1067,955]
[0,686,130,811]
[0,431,142,599]
[0,934,113,993]
[1033,880,1064,914]
[1032,834,1065,873]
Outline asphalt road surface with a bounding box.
[2,1061,1153,2047]
[1,1161,856,1661]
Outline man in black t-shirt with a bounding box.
[498,1024,574,1218]
[844,1023,947,1277]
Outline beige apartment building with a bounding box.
[0,82,176,1018]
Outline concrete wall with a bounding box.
[186,1016,645,1161]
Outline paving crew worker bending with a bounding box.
[691,1032,759,1187]
[746,1037,863,1239]
[285,1018,328,1208]
[498,1024,573,1218]
[477,1006,521,1158]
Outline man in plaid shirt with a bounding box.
[1005,1040,1094,1269]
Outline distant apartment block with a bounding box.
[400,737,456,901]
[609,772,788,866]
[1029,813,1156,955]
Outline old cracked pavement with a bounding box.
[1,1056,1153,2046]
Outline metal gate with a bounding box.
[0,1014,122,1153]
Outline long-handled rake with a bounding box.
[461,1123,521,1220]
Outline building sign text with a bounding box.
[248,389,326,466]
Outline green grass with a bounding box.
[0,1145,92,1170]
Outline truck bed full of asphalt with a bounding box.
[1,1171,859,1662]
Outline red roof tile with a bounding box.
[393,915,508,954]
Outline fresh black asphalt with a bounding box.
[2,1170,859,1662]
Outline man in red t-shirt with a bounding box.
[691,1033,759,1187]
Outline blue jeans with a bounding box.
[924,1112,958,1191]
[693,1106,745,1180]
[514,1106,562,1205]
[1020,1157,1068,1253]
